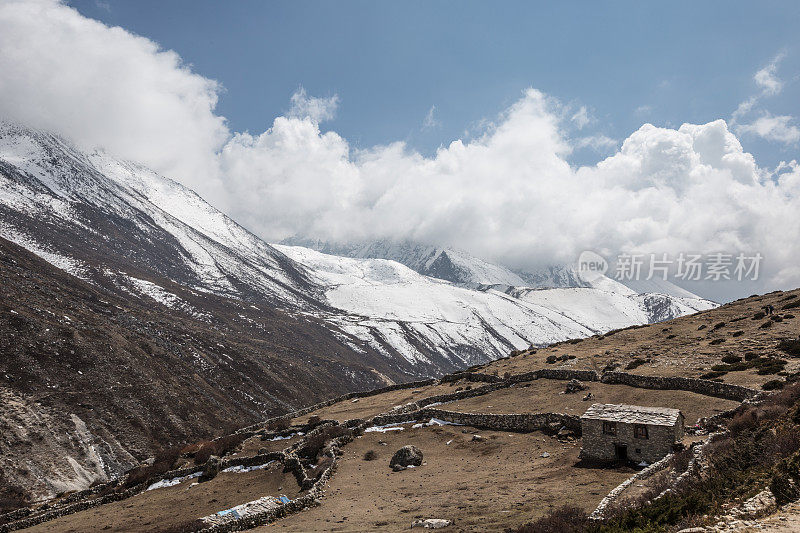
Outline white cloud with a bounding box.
[0,0,229,203]
[738,113,800,145]
[571,106,591,129]
[422,105,440,130]
[288,87,339,123]
[574,134,617,152]
[754,53,785,96]
[1,1,799,298]
[732,53,798,145]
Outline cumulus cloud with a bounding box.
[0,0,229,202]
[288,87,339,123]
[1,1,799,299]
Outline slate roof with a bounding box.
[581,403,683,427]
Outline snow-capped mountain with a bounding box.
[283,238,530,288]
[0,122,715,373]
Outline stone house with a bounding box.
[580,403,684,464]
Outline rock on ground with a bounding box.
[390,445,423,469]
[412,518,452,529]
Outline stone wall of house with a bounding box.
[580,419,678,464]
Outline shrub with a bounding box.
[307,415,321,425]
[698,324,707,330]
[721,355,742,364]
[546,355,558,364]
[124,446,183,488]
[713,322,726,330]
[626,358,647,370]
[760,321,774,329]
[363,450,377,461]
[267,417,291,431]
[709,338,725,345]
[753,312,766,320]
[731,330,744,337]
[778,339,800,357]
[785,314,796,319]
[782,300,800,310]
[515,505,588,533]
[701,371,727,380]
[745,352,759,361]
[667,334,677,339]
[190,433,247,465]
[784,294,798,301]
[772,315,784,322]
[763,380,786,391]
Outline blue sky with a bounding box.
[69,0,800,167]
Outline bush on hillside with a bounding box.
[123,446,183,488]
[266,417,291,431]
[777,339,800,357]
[515,505,588,533]
[763,380,786,391]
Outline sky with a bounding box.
[0,0,799,301]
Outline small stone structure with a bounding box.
[580,403,684,464]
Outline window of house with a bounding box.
[603,421,617,435]
[634,424,648,439]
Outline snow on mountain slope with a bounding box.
[286,238,711,303]
[0,123,317,307]
[275,244,715,365]
[283,238,528,288]
[507,286,716,332]
[275,244,591,365]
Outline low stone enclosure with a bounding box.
[0,366,764,532]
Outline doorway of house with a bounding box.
[615,444,628,461]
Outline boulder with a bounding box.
[199,455,221,482]
[735,488,776,518]
[412,518,452,529]
[389,445,423,469]
[564,379,586,394]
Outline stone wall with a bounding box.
[600,372,758,401]
[236,378,437,434]
[372,407,581,434]
[589,452,675,520]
